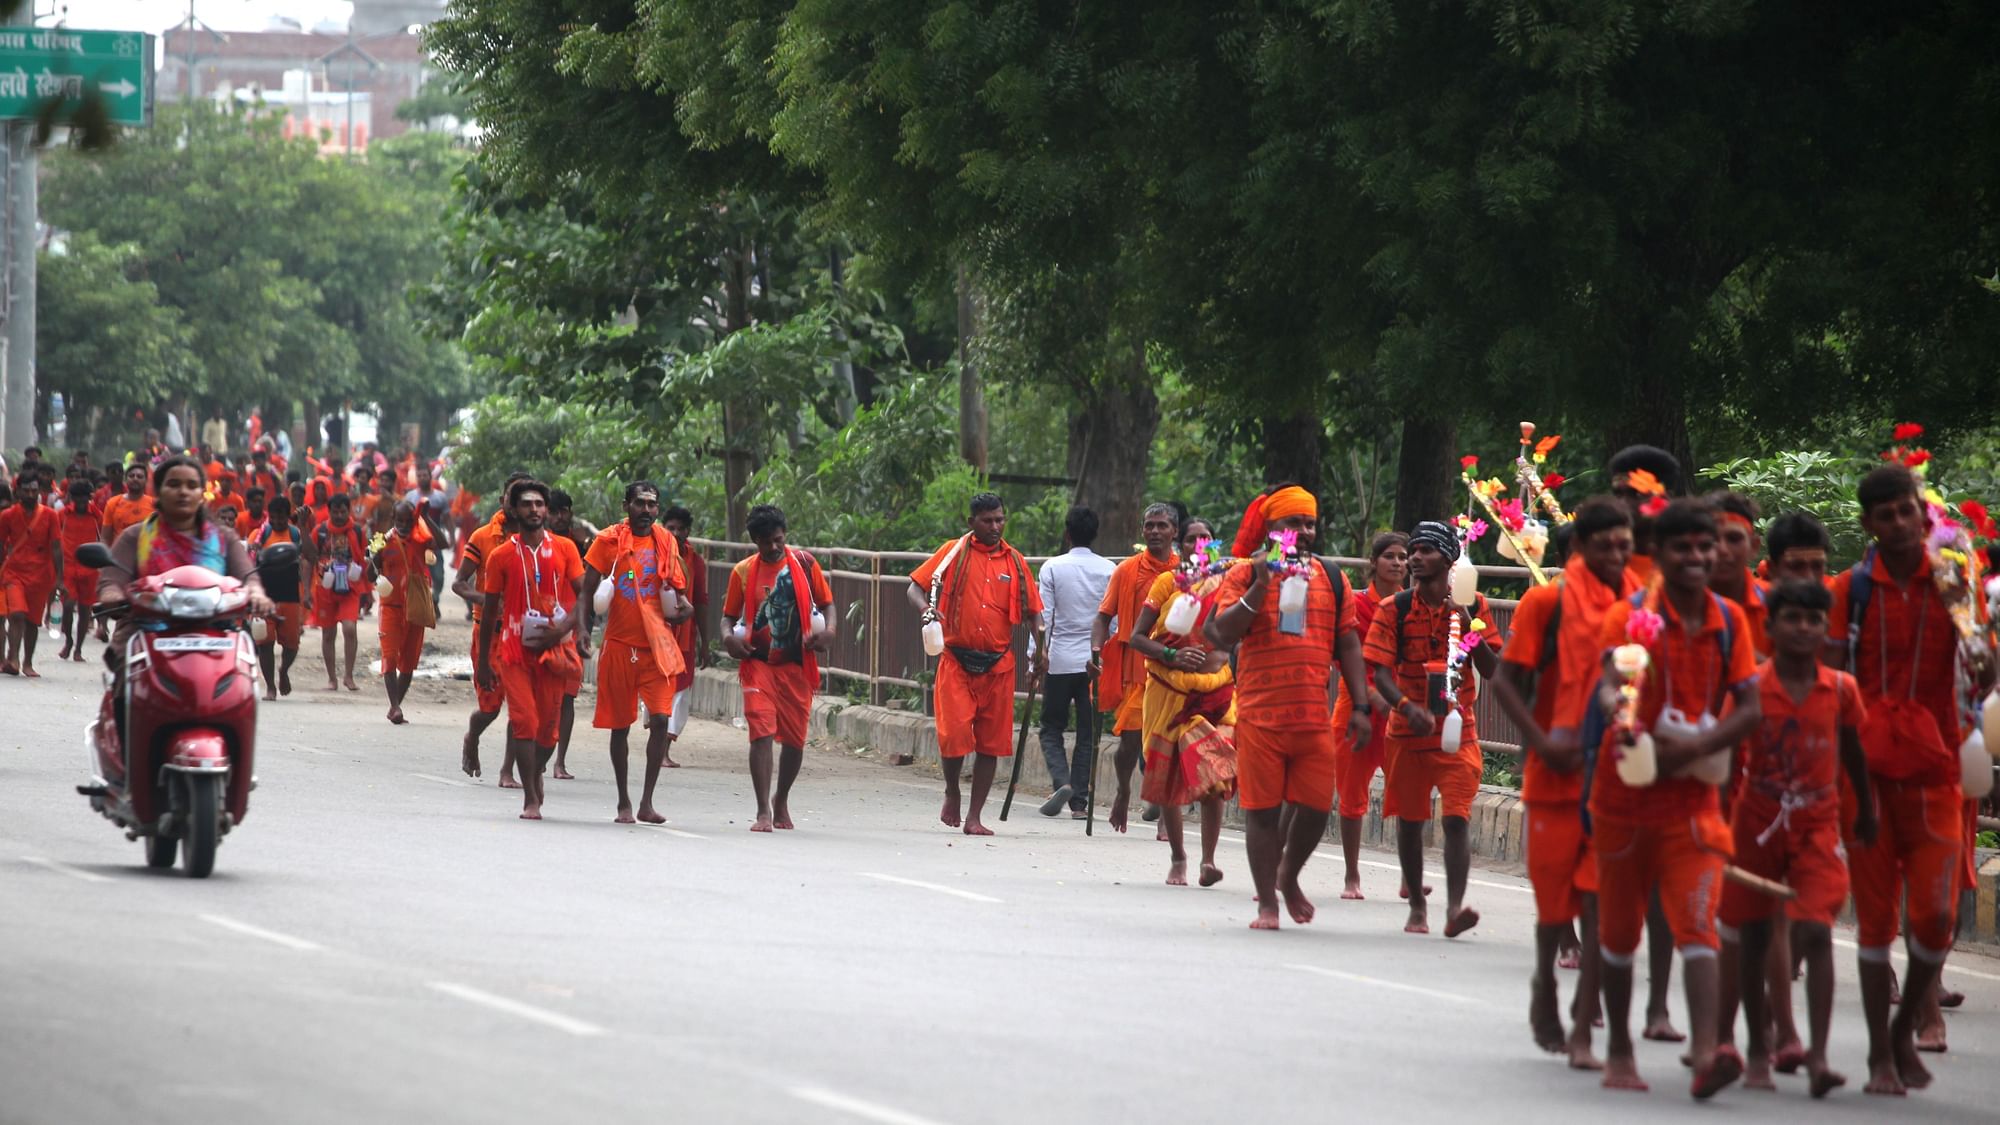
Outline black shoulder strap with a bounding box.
[1844,547,1875,675]
[1314,556,1345,628]
[1538,575,1565,672]
[1393,587,1415,657]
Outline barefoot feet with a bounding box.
[1567,1028,1604,1072]
[1199,863,1224,888]
[1404,906,1430,935]
[1444,905,1480,938]
[498,774,521,790]
[1250,906,1281,931]
[1643,1013,1686,1043]
[1340,876,1364,901]
[1281,880,1315,925]
[963,817,994,837]
[752,813,774,832]
[940,789,963,829]
[1108,788,1130,834]
[1167,859,1188,886]
[772,798,794,830]
[638,804,666,825]
[552,765,574,780]
[1744,1052,1776,1091]
[1530,976,1565,1054]
[1602,1054,1648,1092]
[614,805,636,824]
[461,735,482,778]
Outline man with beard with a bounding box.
[477,479,584,820]
[1091,503,1181,834]
[581,482,691,823]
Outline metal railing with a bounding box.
[689,538,1541,758]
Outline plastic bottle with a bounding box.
[1278,573,1308,614]
[593,579,614,615]
[1961,728,1994,799]
[922,618,945,657]
[1984,689,2000,761]
[1162,592,1201,636]
[1440,710,1464,753]
[1448,556,1478,607]
[1616,732,1658,787]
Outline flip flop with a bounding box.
[1692,1045,1744,1100]
[1039,785,1074,817]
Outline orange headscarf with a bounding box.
[1230,486,1317,558]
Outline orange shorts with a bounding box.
[1334,709,1398,820]
[261,603,305,650]
[378,607,426,675]
[312,588,360,627]
[594,639,676,730]
[472,623,504,713]
[64,570,98,608]
[1526,800,1597,925]
[1595,811,1731,957]
[934,651,1016,759]
[2,579,55,625]
[1114,683,1145,736]
[1386,739,1482,823]
[1842,776,1961,957]
[1719,811,1847,929]
[741,658,814,747]
[498,660,565,746]
[1236,721,1337,813]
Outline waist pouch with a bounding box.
[948,646,1006,676]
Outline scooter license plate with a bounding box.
[153,636,236,652]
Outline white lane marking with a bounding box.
[428,982,605,1037]
[859,872,1001,904]
[21,856,112,883]
[1287,963,1482,1005]
[790,1086,951,1125]
[1211,832,1532,895]
[291,745,332,756]
[410,772,473,788]
[1826,936,2000,983]
[652,825,709,839]
[198,913,323,952]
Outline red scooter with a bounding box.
[73,541,294,877]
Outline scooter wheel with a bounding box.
[181,775,222,879]
[144,833,177,869]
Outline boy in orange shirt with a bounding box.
[373,501,436,725]
[1708,491,1772,657]
[1592,499,1761,1098]
[1091,503,1180,834]
[723,504,836,832]
[907,492,1045,836]
[1363,521,1499,939]
[1204,485,1373,930]
[1825,464,1991,1095]
[57,479,102,662]
[1492,496,1641,1069]
[99,463,153,545]
[1716,580,1875,1097]
[477,479,584,820]
[1333,532,1406,899]
[0,473,62,677]
[580,481,691,824]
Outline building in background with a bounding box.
[159,17,430,149]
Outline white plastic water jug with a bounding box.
[1440,709,1464,753]
[1278,573,1308,614]
[1961,728,1993,799]
[1448,557,1478,607]
[921,618,944,657]
[1162,592,1202,636]
[1616,731,1658,788]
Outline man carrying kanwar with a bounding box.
[580,481,691,825]
[722,504,836,832]
[660,506,712,768]
[455,470,532,782]
[1204,484,1373,930]
[907,492,1045,837]
[476,478,584,821]
[1091,503,1181,834]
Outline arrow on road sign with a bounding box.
[99,78,136,99]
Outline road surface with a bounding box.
[3,621,1997,1124]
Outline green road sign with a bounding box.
[0,27,154,128]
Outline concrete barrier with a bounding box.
[686,669,2000,948]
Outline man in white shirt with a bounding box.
[1031,506,1115,817]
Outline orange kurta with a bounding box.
[375,530,428,675]
[911,536,1043,759]
[1097,550,1178,731]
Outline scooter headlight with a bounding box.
[162,586,222,620]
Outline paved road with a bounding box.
[3,624,1998,1124]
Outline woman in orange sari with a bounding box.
[1125,517,1238,887]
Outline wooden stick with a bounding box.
[1723,864,1796,901]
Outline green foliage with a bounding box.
[37,235,199,452]
[40,105,472,443]
[1702,450,1869,563]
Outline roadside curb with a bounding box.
[687,669,1997,949]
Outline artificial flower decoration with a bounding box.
[1961,500,1997,542]
[1460,455,1480,471]
[1541,472,1566,491]
[1893,422,1925,442]
[1627,607,1666,647]
[1533,434,1561,461]
[1623,467,1665,497]
[1640,496,1669,519]
[1492,497,1527,533]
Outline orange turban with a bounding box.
[1230,486,1318,558]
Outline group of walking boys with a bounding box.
[935,447,1991,1103]
[6,443,1990,1103]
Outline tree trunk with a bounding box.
[955,265,988,473]
[719,240,759,539]
[301,401,320,463]
[1604,363,1694,495]
[1067,340,1160,549]
[1392,415,1460,533]
[1259,410,1325,495]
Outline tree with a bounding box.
[36,235,198,454]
